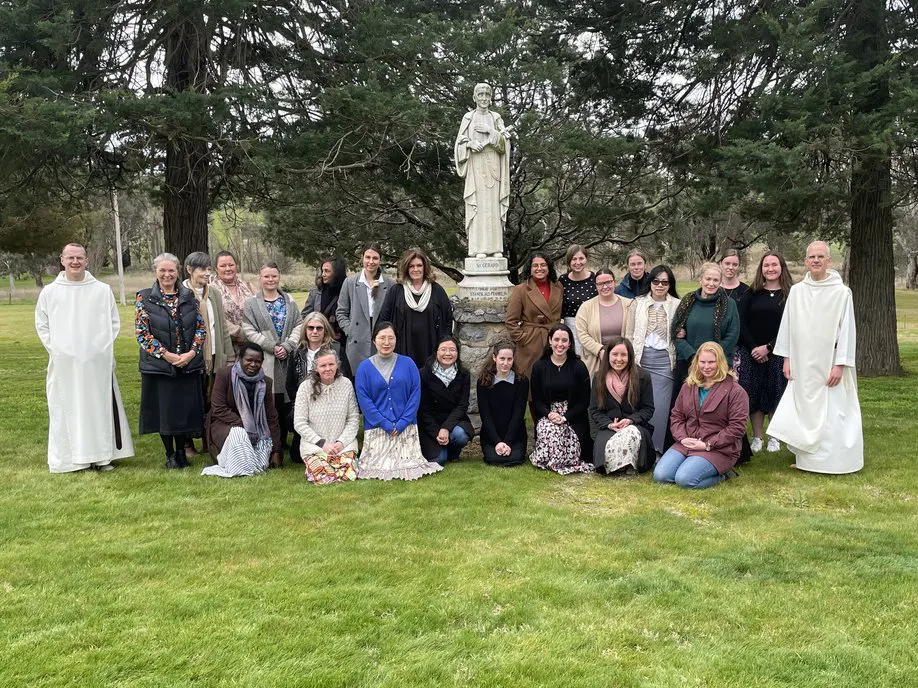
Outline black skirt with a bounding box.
[139,372,205,436]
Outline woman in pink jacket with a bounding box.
[654,341,749,488]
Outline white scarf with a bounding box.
[403,281,432,312]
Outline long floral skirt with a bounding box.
[602,425,643,473]
[304,450,358,484]
[530,402,595,475]
[358,424,443,481]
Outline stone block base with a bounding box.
[457,256,513,301]
[452,297,511,431]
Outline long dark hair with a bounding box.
[540,323,579,360]
[593,336,640,409]
[750,251,794,300]
[648,264,679,299]
[316,256,347,294]
[478,339,520,387]
[360,242,383,280]
[522,251,558,283]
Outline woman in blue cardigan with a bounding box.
[354,321,443,481]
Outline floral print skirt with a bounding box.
[530,402,594,475]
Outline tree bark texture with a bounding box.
[845,0,901,376]
[162,14,210,261]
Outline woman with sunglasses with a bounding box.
[574,268,632,377]
[623,264,680,454]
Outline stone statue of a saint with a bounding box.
[454,83,511,258]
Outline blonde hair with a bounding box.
[299,311,335,348]
[685,341,733,387]
[699,262,722,279]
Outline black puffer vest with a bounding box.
[137,281,205,376]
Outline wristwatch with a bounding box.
[705,442,712,452]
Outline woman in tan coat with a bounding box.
[505,252,562,378]
[575,269,632,377]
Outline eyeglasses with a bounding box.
[651,279,669,286]
[306,325,324,331]
[595,281,615,289]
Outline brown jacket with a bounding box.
[505,279,562,378]
[206,366,281,456]
[670,375,749,474]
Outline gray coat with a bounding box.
[336,273,394,375]
[241,291,303,402]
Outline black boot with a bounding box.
[165,452,182,469]
[174,448,189,468]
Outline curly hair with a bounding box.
[521,251,558,283]
[309,347,341,401]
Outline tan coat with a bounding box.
[575,295,633,377]
[505,280,562,378]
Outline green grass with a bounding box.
[2,300,918,687]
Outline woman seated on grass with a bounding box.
[529,323,594,474]
[204,343,281,477]
[476,340,530,467]
[654,341,749,489]
[588,337,656,475]
[293,348,360,484]
[418,337,474,465]
[354,321,443,481]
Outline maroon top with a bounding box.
[670,375,749,474]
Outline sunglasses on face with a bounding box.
[306,325,324,331]
[651,279,669,286]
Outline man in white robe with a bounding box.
[768,241,863,474]
[35,243,134,472]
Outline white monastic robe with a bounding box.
[768,270,863,474]
[35,271,134,472]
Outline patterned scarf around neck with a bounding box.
[404,281,432,312]
[671,288,728,342]
[231,360,270,443]
[432,362,458,386]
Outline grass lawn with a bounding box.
[1,298,917,687]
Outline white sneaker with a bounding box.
[750,437,764,453]
[766,437,780,452]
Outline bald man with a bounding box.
[35,243,134,472]
[767,241,863,473]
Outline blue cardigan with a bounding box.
[355,354,421,434]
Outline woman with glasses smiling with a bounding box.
[623,265,680,455]
[286,312,341,464]
[574,268,632,377]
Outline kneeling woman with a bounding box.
[204,343,281,477]
[529,324,594,474]
[477,341,529,467]
[355,322,443,480]
[589,337,656,474]
[293,348,360,484]
[654,342,749,489]
[418,337,474,464]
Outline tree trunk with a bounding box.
[845,0,901,376]
[906,253,918,290]
[162,14,210,261]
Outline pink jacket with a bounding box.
[670,376,749,474]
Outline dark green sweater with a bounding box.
[674,290,740,362]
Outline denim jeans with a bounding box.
[653,447,724,489]
[437,426,471,464]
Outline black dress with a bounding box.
[477,376,529,466]
[530,357,593,464]
[738,289,787,414]
[377,283,453,368]
[418,363,474,462]
[559,272,597,319]
[588,369,656,473]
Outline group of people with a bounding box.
[503,242,863,485]
[35,239,863,486]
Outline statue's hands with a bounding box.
[474,123,492,135]
[469,141,486,152]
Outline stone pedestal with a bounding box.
[457,256,514,302]
[452,297,511,431]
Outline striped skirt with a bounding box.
[201,427,271,478]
